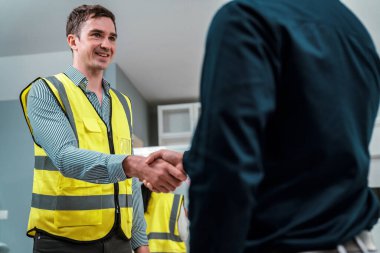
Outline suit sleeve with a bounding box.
[183,2,279,252]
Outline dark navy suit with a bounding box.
[184,0,380,252]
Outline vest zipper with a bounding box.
[67,81,125,239]
[107,98,122,232]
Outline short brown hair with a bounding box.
[66,4,116,37]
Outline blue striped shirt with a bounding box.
[27,66,148,249]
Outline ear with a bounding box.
[67,34,78,51]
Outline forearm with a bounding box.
[57,145,127,183]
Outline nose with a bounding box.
[100,38,112,50]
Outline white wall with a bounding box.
[341,0,380,185]
[341,0,380,52]
[0,51,72,101]
[370,158,380,187]
[370,119,380,187]
[370,119,380,157]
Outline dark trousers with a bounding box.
[33,232,132,253]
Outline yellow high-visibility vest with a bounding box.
[20,73,133,241]
[145,193,187,253]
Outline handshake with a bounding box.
[122,149,187,193]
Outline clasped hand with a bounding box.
[123,150,186,193]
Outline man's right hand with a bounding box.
[122,155,187,193]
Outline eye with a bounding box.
[109,36,117,42]
[91,32,102,38]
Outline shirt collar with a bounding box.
[64,66,111,95]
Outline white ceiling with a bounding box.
[1,0,379,104]
[0,0,229,104]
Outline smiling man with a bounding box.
[20,4,186,253]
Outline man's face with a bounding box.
[72,16,117,72]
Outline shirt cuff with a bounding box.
[107,154,128,182]
[131,229,149,250]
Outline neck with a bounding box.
[85,74,104,105]
[73,63,104,94]
[72,63,104,105]
[86,74,103,93]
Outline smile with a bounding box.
[95,52,110,57]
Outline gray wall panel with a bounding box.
[0,100,34,252]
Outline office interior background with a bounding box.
[0,0,379,252]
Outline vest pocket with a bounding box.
[54,185,102,227]
[82,117,101,132]
[80,117,108,152]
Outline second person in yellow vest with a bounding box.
[141,185,188,253]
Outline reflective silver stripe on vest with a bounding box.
[169,194,181,233]
[33,156,132,210]
[45,76,78,142]
[110,88,133,154]
[147,232,182,242]
[32,193,132,210]
[148,194,183,242]
[35,156,57,171]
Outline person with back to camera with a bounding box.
[146,0,380,252]
[20,4,186,253]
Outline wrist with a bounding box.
[122,155,135,177]
[122,155,144,179]
[134,245,150,253]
